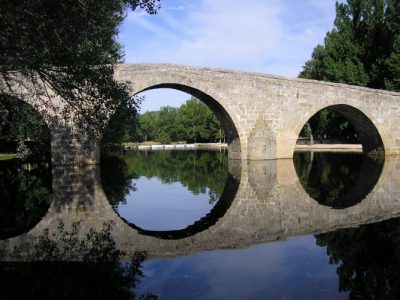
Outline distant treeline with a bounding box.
[136,98,224,144]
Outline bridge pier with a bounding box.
[50,125,99,166]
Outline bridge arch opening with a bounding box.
[137,84,241,157]
[294,104,385,208]
[0,95,52,239]
[296,104,384,155]
[100,86,241,238]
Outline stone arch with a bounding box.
[294,104,385,155]
[134,83,242,159]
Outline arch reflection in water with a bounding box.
[0,160,52,239]
[100,150,238,239]
[293,151,384,209]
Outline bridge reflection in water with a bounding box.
[1,154,399,260]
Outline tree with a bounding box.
[176,98,223,143]
[0,0,160,137]
[298,0,400,142]
[0,95,51,159]
[134,98,225,145]
[155,106,179,143]
[300,0,400,91]
[138,111,159,142]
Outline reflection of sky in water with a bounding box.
[116,176,214,231]
[137,236,348,300]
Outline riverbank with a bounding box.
[123,143,362,152]
[123,143,228,151]
[295,144,362,152]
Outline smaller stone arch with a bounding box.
[135,83,242,159]
[294,104,385,155]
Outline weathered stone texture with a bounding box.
[14,63,400,164]
[115,63,400,160]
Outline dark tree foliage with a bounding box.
[101,99,142,155]
[0,95,51,159]
[299,107,360,142]
[298,0,400,142]
[0,221,157,299]
[0,0,160,137]
[293,152,384,208]
[0,160,52,239]
[316,217,400,299]
[300,0,400,91]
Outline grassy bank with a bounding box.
[0,153,16,160]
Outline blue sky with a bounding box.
[118,0,340,112]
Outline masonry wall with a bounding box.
[114,63,400,160]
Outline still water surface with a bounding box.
[1,150,400,299]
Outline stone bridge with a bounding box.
[114,64,400,161]
[2,156,400,260]
[6,63,400,164]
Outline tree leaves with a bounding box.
[0,0,160,137]
[300,0,400,91]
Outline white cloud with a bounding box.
[122,0,337,77]
[120,0,337,110]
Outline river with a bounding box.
[0,150,399,299]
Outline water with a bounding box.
[1,150,400,299]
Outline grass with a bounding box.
[0,153,16,160]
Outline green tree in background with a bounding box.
[299,0,400,142]
[135,97,224,144]
[155,106,180,143]
[176,98,222,143]
[300,0,400,90]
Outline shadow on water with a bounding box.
[316,216,400,300]
[0,221,157,300]
[0,159,52,239]
[294,152,385,209]
[100,150,239,239]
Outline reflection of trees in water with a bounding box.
[0,221,156,300]
[316,217,400,300]
[0,160,52,239]
[293,152,384,208]
[101,150,228,206]
[100,155,136,206]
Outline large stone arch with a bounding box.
[114,64,245,159]
[135,83,241,158]
[292,103,386,155]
